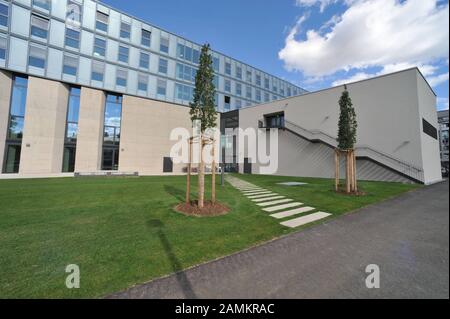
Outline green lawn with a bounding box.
[0,174,419,298]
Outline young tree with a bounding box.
[337,89,357,150]
[336,87,358,193]
[189,44,217,208]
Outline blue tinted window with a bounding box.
[92,71,103,82]
[66,88,80,123]
[141,30,151,46]
[31,15,49,39]
[29,56,45,68]
[8,116,24,139]
[0,3,8,27]
[63,65,77,76]
[104,94,122,127]
[33,0,50,11]
[158,58,168,74]
[31,26,48,39]
[160,37,169,53]
[120,22,130,39]
[0,48,5,59]
[65,28,80,49]
[138,82,147,91]
[116,77,127,87]
[118,46,129,63]
[139,52,149,69]
[94,37,106,57]
[10,79,28,117]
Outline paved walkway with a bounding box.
[109,181,449,299]
[226,175,332,228]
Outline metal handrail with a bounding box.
[283,120,424,180]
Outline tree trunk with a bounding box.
[198,137,205,209]
[335,149,340,192]
[211,140,216,203]
[186,138,192,204]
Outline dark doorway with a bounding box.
[244,158,252,174]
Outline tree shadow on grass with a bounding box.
[147,219,197,299]
[164,184,186,203]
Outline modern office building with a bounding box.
[0,1,442,184]
[0,0,306,113]
[438,110,449,176]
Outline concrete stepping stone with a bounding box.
[263,202,303,212]
[252,196,285,202]
[280,212,331,228]
[247,193,278,199]
[270,206,315,219]
[243,191,271,196]
[240,188,264,192]
[257,199,293,207]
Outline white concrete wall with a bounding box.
[119,95,192,175]
[416,72,442,184]
[19,77,69,175]
[74,87,105,172]
[238,68,439,183]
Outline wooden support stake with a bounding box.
[353,150,358,192]
[335,149,340,192]
[212,139,216,203]
[346,150,351,194]
[186,138,192,204]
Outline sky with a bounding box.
[102,0,449,110]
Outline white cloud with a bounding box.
[428,72,450,87]
[331,63,443,86]
[295,0,339,12]
[437,97,449,110]
[280,0,449,77]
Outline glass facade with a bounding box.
[3,75,28,173]
[0,0,306,112]
[102,94,122,170]
[62,87,80,172]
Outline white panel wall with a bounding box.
[106,39,118,62]
[49,19,65,47]
[7,37,28,72]
[11,5,30,37]
[78,56,91,85]
[108,10,120,39]
[80,30,93,55]
[51,0,67,20]
[104,63,115,90]
[46,48,62,79]
[82,0,96,30]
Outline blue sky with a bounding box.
[102,0,449,110]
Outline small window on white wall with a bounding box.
[33,0,51,11]
[28,44,46,69]
[91,61,105,82]
[138,74,148,92]
[63,54,78,76]
[116,68,127,87]
[0,1,9,28]
[157,79,166,96]
[0,35,6,60]
[31,15,49,40]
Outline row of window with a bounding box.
[0,3,300,98]
[3,74,125,173]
